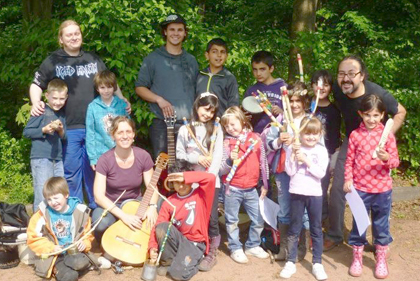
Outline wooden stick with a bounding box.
[255,90,281,127]
[372,118,394,159]
[183,117,209,157]
[209,117,220,158]
[297,53,304,83]
[298,78,323,134]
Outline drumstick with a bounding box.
[254,90,281,127]
[372,118,394,159]
[183,117,209,157]
[297,53,304,83]
[209,117,220,157]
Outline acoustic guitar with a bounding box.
[158,112,177,194]
[101,153,169,265]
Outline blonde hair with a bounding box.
[58,20,81,47]
[94,70,117,91]
[300,116,324,136]
[220,106,252,134]
[43,177,69,199]
[47,78,68,94]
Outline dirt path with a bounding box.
[2,200,420,281]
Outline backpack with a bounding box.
[260,226,280,255]
[0,202,29,245]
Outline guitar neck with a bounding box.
[135,167,162,218]
[167,127,176,165]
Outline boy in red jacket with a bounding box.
[148,161,215,281]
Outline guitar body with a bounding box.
[101,153,169,265]
[101,201,151,265]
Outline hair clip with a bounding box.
[221,113,236,118]
[199,92,218,99]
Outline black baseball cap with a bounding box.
[160,14,187,28]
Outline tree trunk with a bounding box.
[288,0,318,83]
[22,0,53,22]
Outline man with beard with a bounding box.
[323,55,406,251]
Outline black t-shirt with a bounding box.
[332,80,399,137]
[316,103,342,154]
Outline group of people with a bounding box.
[23,13,406,281]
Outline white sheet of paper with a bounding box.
[259,197,280,229]
[345,185,371,236]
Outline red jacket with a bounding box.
[148,172,215,254]
[345,122,399,193]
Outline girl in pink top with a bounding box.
[344,94,399,279]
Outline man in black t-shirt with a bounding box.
[324,55,406,251]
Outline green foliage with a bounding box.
[0,125,33,204]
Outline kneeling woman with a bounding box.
[92,116,159,243]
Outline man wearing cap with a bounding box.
[135,14,199,158]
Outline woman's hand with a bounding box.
[198,155,212,168]
[121,213,142,231]
[142,205,158,229]
[343,181,353,193]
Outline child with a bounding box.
[86,70,128,170]
[196,38,239,116]
[27,177,94,281]
[279,117,329,280]
[24,79,67,211]
[311,70,342,221]
[265,82,312,261]
[219,106,269,264]
[176,92,223,271]
[244,50,287,133]
[343,94,399,279]
[148,161,216,281]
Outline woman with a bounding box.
[92,116,159,242]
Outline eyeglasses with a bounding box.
[337,71,361,79]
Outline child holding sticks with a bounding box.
[176,92,223,271]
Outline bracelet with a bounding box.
[148,204,158,208]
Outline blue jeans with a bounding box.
[275,172,309,229]
[63,129,96,209]
[287,194,323,264]
[31,158,64,212]
[224,187,264,252]
[321,162,332,221]
[348,189,393,246]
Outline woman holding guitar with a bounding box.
[92,116,159,244]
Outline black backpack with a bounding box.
[260,226,280,254]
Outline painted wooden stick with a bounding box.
[183,117,209,157]
[254,90,281,127]
[298,78,323,133]
[372,118,394,159]
[209,117,220,158]
[297,53,304,83]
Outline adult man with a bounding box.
[324,55,406,250]
[30,20,129,209]
[135,14,199,159]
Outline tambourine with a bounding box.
[242,96,263,114]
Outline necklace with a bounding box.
[115,148,132,163]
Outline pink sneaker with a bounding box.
[349,245,364,277]
[375,245,389,279]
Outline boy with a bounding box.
[148,161,216,281]
[311,70,342,222]
[27,177,94,281]
[86,70,128,170]
[196,38,239,116]
[244,51,287,133]
[24,79,67,211]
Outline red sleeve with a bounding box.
[344,132,357,183]
[184,171,216,217]
[384,133,399,169]
[148,201,172,251]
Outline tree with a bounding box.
[22,0,53,22]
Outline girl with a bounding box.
[343,94,399,279]
[279,117,329,280]
[219,106,269,264]
[265,82,312,261]
[176,92,223,271]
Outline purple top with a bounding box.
[244,78,287,133]
[96,146,154,203]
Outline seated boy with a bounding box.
[196,38,239,116]
[27,177,94,281]
[148,161,216,281]
[244,50,287,133]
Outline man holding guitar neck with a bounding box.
[135,14,199,159]
[324,55,406,251]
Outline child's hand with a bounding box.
[53,245,62,252]
[283,133,293,146]
[278,132,291,146]
[91,164,96,171]
[42,123,55,135]
[292,142,301,152]
[149,248,158,263]
[168,172,184,183]
[259,188,268,200]
[54,120,64,133]
[76,240,87,252]
[198,155,212,168]
[343,181,353,193]
[295,149,307,163]
[272,105,283,116]
[377,147,390,162]
[230,150,239,160]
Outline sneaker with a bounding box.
[230,249,249,264]
[279,261,296,279]
[312,263,328,280]
[245,246,269,259]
